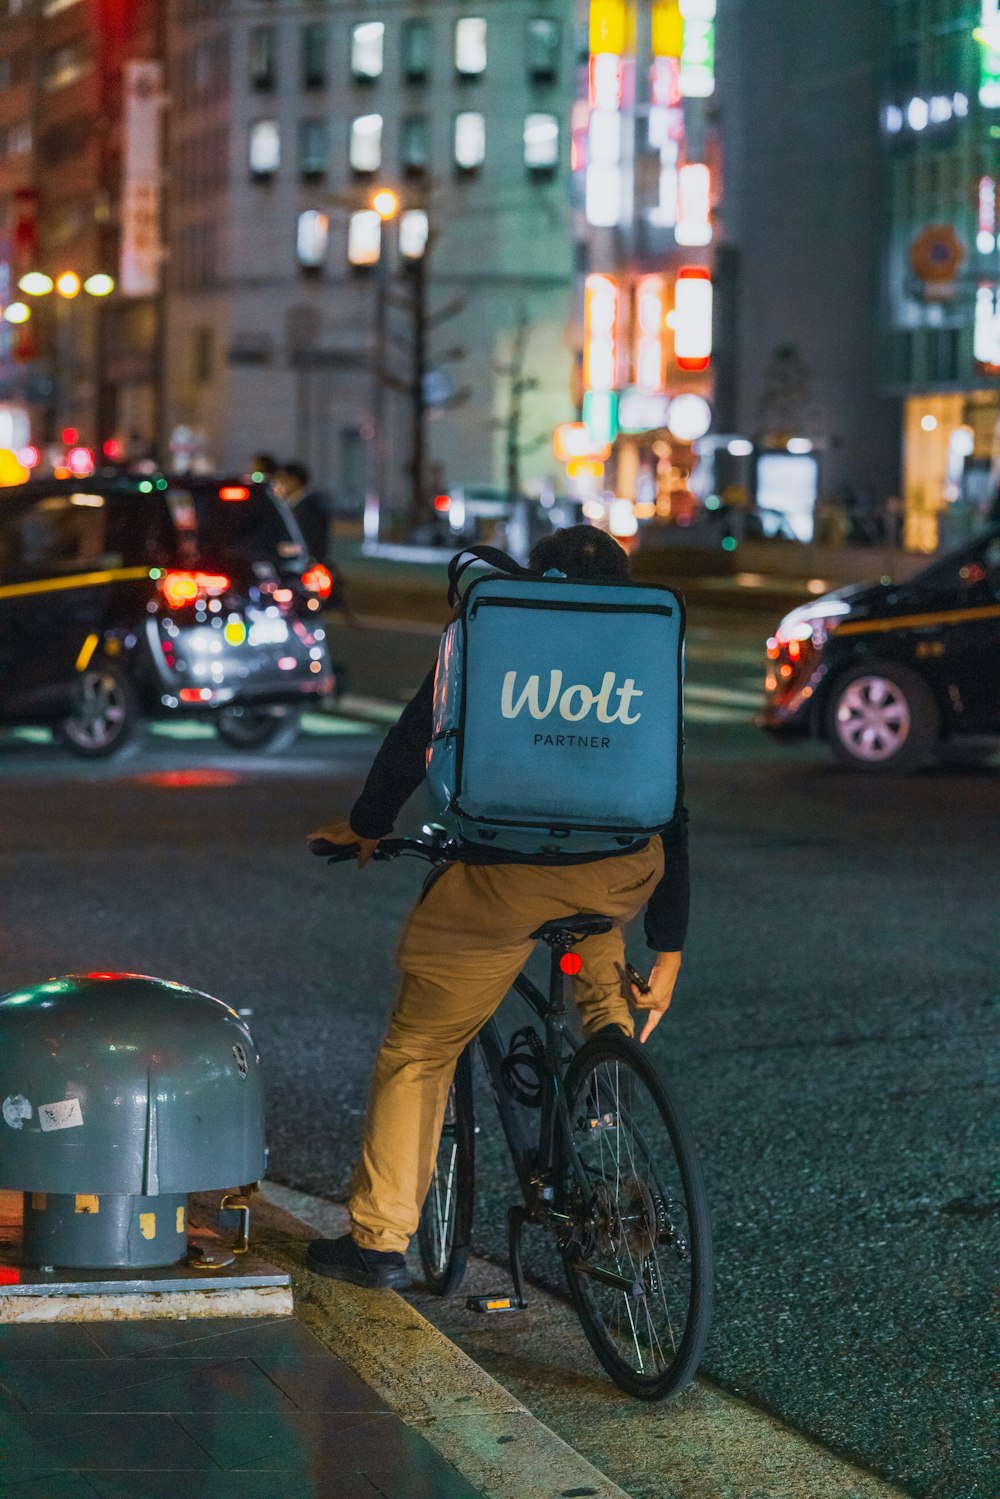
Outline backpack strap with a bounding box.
[447,545,539,607]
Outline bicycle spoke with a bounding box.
[559,1034,712,1399]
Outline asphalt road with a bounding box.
[0,605,995,1499]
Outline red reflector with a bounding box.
[0,1268,21,1285]
[219,485,250,501]
[433,493,451,512]
[160,571,231,609]
[302,563,333,598]
[559,952,583,976]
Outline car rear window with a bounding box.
[166,483,304,566]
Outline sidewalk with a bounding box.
[0,1187,629,1499]
[333,535,927,625]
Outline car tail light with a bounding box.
[301,563,333,599]
[219,485,250,501]
[159,570,231,609]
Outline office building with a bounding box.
[164,0,577,533]
[0,0,164,464]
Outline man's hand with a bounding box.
[307,819,381,868]
[629,952,682,1044]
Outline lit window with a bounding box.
[454,111,485,170]
[301,23,327,89]
[526,18,559,83]
[0,119,31,161]
[524,112,558,170]
[350,114,383,173]
[352,22,384,81]
[297,210,330,268]
[298,118,330,179]
[348,210,381,267]
[400,209,429,259]
[455,18,486,77]
[402,18,431,82]
[43,40,91,91]
[249,120,280,177]
[401,115,430,173]
[249,26,276,90]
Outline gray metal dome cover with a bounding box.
[0,973,266,1195]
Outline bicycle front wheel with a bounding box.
[557,1031,713,1400]
[417,1046,475,1294]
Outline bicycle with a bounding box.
[312,825,713,1401]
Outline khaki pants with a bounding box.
[349,838,665,1252]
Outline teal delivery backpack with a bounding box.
[426,547,685,855]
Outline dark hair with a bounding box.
[251,452,278,476]
[528,524,630,583]
[280,461,310,489]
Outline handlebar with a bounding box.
[309,824,459,867]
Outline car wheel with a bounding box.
[215,704,303,753]
[824,661,939,773]
[60,664,141,758]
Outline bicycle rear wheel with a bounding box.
[417,1046,475,1294]
[557,1031,713,1400]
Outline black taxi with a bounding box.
[0,473,335,756]
[761,524,1000,771]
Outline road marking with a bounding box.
[685,642,765,667]
[686,684,763,707]
[300,712,371,737]
[685,704,749,724]
[334,694,407,724]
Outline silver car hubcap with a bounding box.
[68,671,127,749]
[835,675,911,761]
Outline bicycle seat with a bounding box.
[531,914,614,946]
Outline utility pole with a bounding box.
[405,247,428,532]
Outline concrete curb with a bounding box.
[257,1181,630,1499]
[260,1184,915,1499]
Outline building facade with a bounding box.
[562,0,725,541]
[164,0,578,534]
[880,0,1000,550]
[0,0,164,465]
[715,0,901,543]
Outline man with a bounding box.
[274,461,333,563]
[306,525,688,1290]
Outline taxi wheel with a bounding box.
[60,664,141,759]
[215,704,303,753]
[824,661,939,773]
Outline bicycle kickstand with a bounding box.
[466,1205,529,1315]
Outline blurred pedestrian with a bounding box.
[275,461,334,563]
[251,452,279,482]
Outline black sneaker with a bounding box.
[305,1232,412,1291]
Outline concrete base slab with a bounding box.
[0,1283,293,1323]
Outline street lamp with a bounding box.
[368,186,400,542]
[13,269,116,446]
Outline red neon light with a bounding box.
[433,493,451,512]
[219,485,250,501]
[559,952,583,976]
[61,426,79,446]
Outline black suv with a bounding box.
[761,524,1000,771]
[0,473,335,756]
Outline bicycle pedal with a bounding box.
[466,1293,528,1314]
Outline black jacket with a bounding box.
[350,669,690,951]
